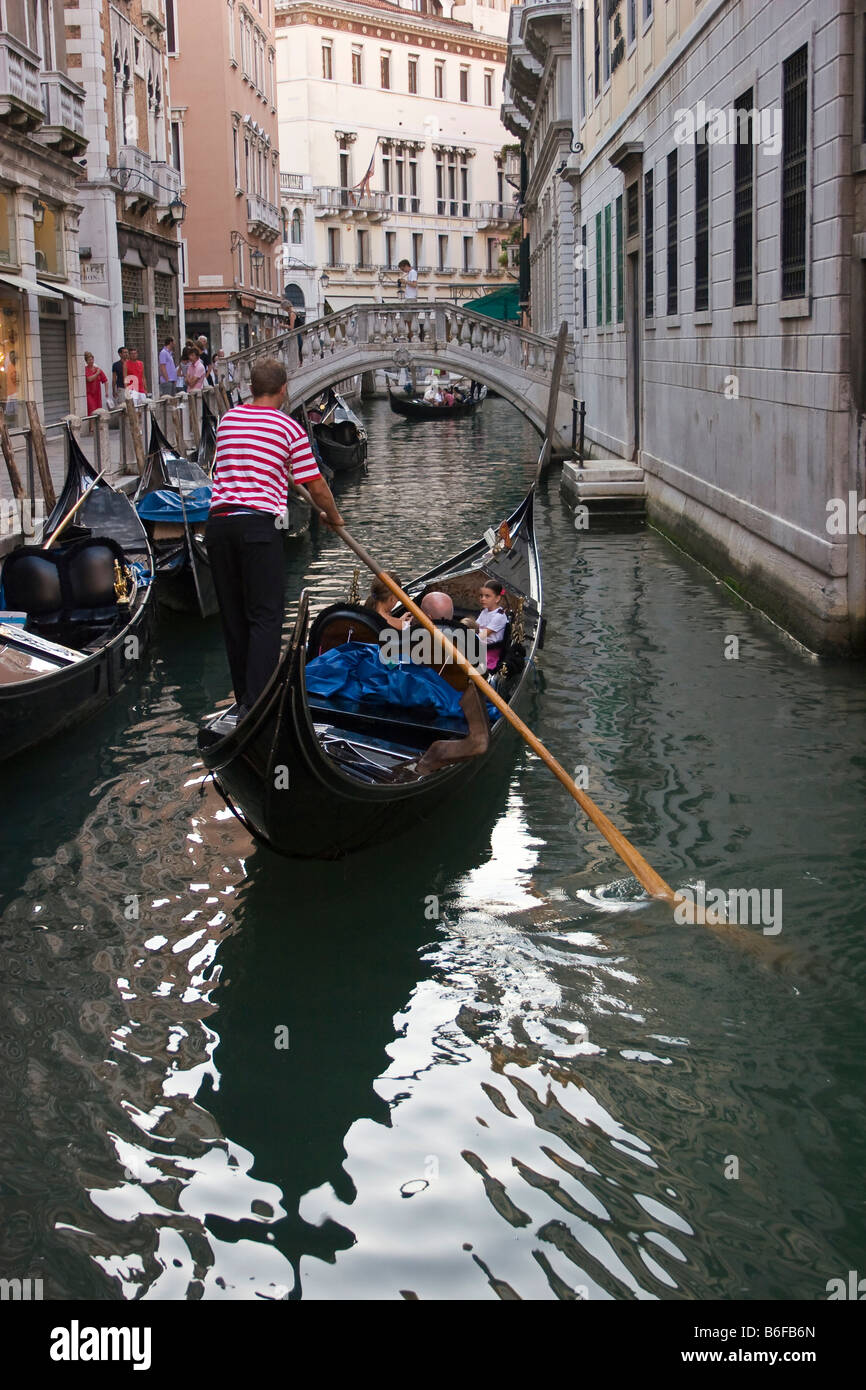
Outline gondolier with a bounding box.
[206,359,343,715]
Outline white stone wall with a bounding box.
[574,0,859,651]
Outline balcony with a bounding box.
[151,160,182,214]
[280,171,313,196]
[247,193,281,242]
[38,70,86,156]
[314,187,392,223]
[0,32,43,133]
[118,145,156,208]
[476,200,519,230]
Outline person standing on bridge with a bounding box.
[206,358,344,717]
[398,259,418,301]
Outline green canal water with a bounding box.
[0,396,864,1301]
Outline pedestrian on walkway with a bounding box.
[111,347,129,404]
[184,346,206,392]
[159,337,178,396]
[205,358,343,715]
[124,352,147,400]
[84,352,108,416]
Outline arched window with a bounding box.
[281,208,290,243]
[291,209,302,244]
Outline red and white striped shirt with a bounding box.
[210,404,320,515]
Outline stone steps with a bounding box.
[561,457,647,523]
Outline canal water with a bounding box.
[0,396,864,1301]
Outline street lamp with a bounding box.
[168,196,187,224]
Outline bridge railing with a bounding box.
[219,303,574,399]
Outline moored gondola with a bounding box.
[136,416,218,618]
[195,393,218,474]
[387,384,486,420]
[197,488,542,858]
[0,428,156,762]
[308,388,368,472]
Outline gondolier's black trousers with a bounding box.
[205,510,285,710]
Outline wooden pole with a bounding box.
[25,400,56,510]
[536,320,569,477]
[0,411,25,500]
[291,481,677,905]
[169,396,185,455]
[124,398,147,475]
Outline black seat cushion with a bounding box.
[307,602,387,659]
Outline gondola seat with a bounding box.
[1,537,131,650]
[307,602,387,658]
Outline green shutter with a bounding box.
[604,204,612,325]
[596,211,603,326]
[616,195,624,323]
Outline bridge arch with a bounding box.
[225,303,575,455]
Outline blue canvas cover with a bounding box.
[136,486,211,525]
[306,642,467,724]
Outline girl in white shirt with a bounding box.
[463,578,508,671]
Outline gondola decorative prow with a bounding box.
[43,469,107,549]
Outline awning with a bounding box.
[0,271,63,299]
[39,279,112,309]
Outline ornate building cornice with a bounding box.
[275,0,507,62]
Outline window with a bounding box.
[463,235,472,272]
[781,45,809,300]
[459,67,469,103]
[733,91,754,306]
[460,159,469,217]
[581,224,588,327]
[381,51,391,90]
[327,227,341,266]
[408,55,418,94]
[593,1,601,99]
[484,71,493,107]
[395,146,406,212]
[357,230,370,267]
[0,189,18,267]
[615,195,624,323]
[666,150,677,315]
[627,0,636,46]
[228,1,236,63]
[232,124,240,188]
[386,231,396,268]
[352,47,362,85]
[291,209,302,244]
[603,0,611,85]
[627,181,639,239]
[644,0,653,20]
[438,234,448,271]
[486,236,498,272]
[695,131,710,311]
[412,232,422,268]
[644,169,654,318]
[382,148,391,194]
[604,203,612,324]
[434,61,444,99]
[595,210,603,325]
[34,202,64,276]
[322,41,333,80]
[578,7,586,122]
[170,119,183,176]
[409,154,419,212]
[166,0,178,56]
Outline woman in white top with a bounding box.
[463,578,508,672]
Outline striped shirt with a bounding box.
[210,404,320,516]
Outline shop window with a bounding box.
[0,298,22,418]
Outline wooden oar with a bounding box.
[293,482,677,905]
[43,470,107,549]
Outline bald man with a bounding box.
[414,591,490,775]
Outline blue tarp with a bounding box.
[305,641,467,725]
[136,486,212,524]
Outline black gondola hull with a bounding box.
[198,492,541,858]
[313,434,368,473]
[388,387,482,420]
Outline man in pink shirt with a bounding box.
[206,358,343,714]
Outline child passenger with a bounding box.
[463,578,508,671]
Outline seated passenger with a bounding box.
[442,389,455,407]
[462,578,508,672]
[423,381,443,405]
[410,591,490,776]
[364,572,410,630]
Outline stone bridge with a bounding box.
[225,303,576,456]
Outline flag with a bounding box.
[352,140,378,202]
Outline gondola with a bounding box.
[195,392,218,474]
[197,488,542,858]
[135,416,218,618]
[307,388,368,472]
[0,427,156,762]
[387,383,486,420]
